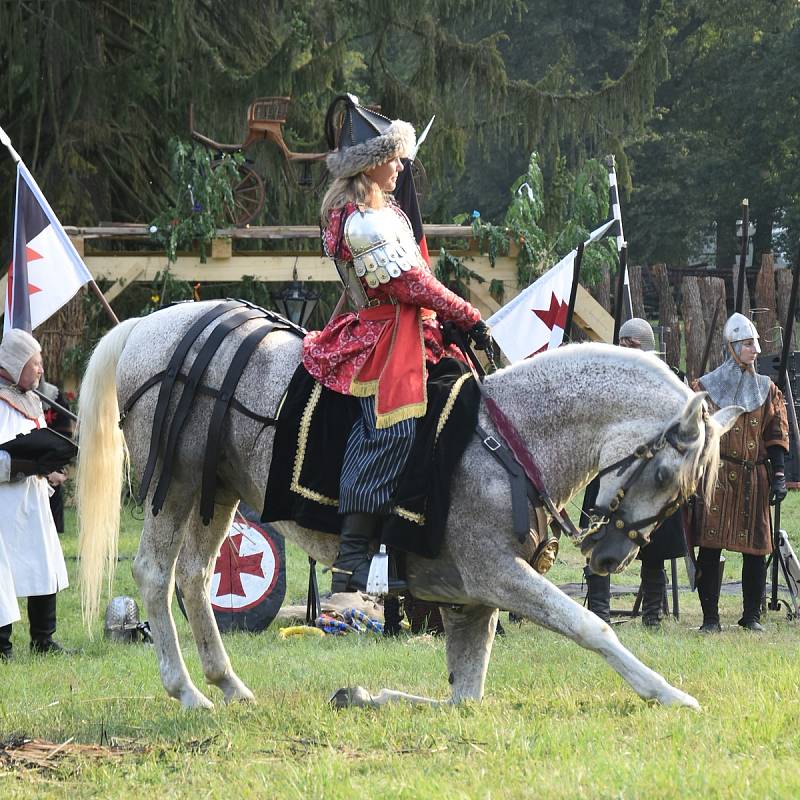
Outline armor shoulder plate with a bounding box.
[344,207,426,288]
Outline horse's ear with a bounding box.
[675,393,707,445]
[711,404,744,434]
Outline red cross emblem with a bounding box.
[211,514,280,612]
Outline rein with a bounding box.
[458,337,698,550]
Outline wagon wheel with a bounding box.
[211,159,266,227]
[411,159,429,210]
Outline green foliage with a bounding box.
[469,152,617,286]
[149,140,242,265]
[434,247,486,299]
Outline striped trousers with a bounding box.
[339,396,416,514]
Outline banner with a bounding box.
[5,162,93,333]
[487,219,615,362]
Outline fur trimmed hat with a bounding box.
[618,318,655,352]
[0,328,41,383]
[324,94,416,179]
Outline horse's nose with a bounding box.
[593,555,620,575]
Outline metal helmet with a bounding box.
[618,318,655,351]
[723,312,761,353]
[104,596,152,644]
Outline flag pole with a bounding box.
[563,242,584,342]
[735,198,750,315]
[0,124,119,327]
[605,155,632,328]
[0,125,21,164]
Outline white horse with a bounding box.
[76,300,738,711]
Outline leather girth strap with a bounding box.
[476,423,540,543]
[150,306,267,514]
[199,321,274,524]
[138,299,241,504]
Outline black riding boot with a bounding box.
[28,593,66,654]
[696,549,722,633]
[641,566,667,628]
[739,554,767,632]
[584,566,611,623]
[330,514,382,593]
[0,624,12,661]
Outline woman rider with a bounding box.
[302,95,491,592]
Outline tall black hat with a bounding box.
[324,94,415,179]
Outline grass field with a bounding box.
[2,498,800,799]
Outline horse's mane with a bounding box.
[487,342,722,504]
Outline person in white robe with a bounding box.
[0,329,69,659]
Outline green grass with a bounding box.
[3,499,800,799]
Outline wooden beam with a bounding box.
[572,284,614,343]
[104,264,146,303]
[63,223,480,240]
[85,253,522,286]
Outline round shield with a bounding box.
[176,503,285,633]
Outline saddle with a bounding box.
[123,300,304,524]
[263,357,481,559]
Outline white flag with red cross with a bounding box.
[487,218,615,363]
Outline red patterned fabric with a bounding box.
[303,203,482,425]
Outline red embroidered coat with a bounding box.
[302,202,481,428]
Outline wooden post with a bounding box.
[681,276,707,381]
[698,276,727,372]
[650,263,681,370]
[590,263,611,313]
[776,268,796,353]
[732,263,750,319]
[628,264,646,319]
[754,252,779,348]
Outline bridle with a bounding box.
[578,421,704,550]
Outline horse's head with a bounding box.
[583,392,741,575]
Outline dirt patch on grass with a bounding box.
[0,736,141,772]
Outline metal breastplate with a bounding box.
[344,206,425,289]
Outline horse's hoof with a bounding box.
[659,687,701,711]
[180,691,215,710]
[329,686,375,709]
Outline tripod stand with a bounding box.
[766,500,800,620]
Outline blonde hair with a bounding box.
[320,173,390,224]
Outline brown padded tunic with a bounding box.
[690,380,788,555]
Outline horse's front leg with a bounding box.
[440,604,499,703]
[475,558,700,710]
[175,497,255,704]
[133,500,213,709]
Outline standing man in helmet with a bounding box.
[692,312,789,632]
[0,329,70,659]
[583,318,687,627]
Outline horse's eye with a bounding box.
[655,465,671,486]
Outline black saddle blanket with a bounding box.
[262,358,479,558]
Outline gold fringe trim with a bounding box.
[349,377,378,397]
[290,382,339,507]
[435,372,472,444]
[374,400,427,429]
[392,505,425,525]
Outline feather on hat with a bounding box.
[324,94,416,179]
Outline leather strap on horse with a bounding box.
[151,306,267,514]
[138,299,242,503]
[200,320,275,523]
[476,422,541,542]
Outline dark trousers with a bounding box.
[0,593,58,654]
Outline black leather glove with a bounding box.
[468,320,493,352]
[771,473,787,505]
[440,320,463,349]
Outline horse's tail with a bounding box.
[76,317,141,628]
